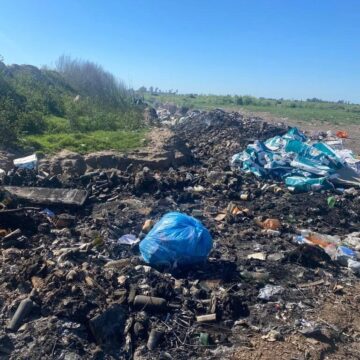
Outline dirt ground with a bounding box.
[239,109,360,155]
[226,281,360,360]
[1,109,360,360]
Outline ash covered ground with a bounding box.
[1,109,360,360]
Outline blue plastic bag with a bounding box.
[139,212,213,267]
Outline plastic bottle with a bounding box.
[299,230,340,249]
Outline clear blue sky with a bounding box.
[1,0,359,102]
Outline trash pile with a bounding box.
[231,127,360,192]
[1,109,360,359]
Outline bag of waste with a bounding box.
[139,212,212,267]
[230,127,360,192]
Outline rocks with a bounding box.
[40,150,87,179]
[0,151,16,172]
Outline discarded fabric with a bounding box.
[139,212,212,267]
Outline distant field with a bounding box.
[144,93,360,125]
[242,105,360,125]
[24,130,147,154]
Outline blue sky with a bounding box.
[0,0,359,102]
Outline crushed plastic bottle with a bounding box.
[299,230,341,249]
[295,230,359,266]
[335,246,356,266]
[258,284,284,301]
[348,259,360,275]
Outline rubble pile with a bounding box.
[1,109,360,359]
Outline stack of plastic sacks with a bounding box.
[231,127,357,192]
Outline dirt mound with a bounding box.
[38,129,193,178]
[174,109,286,168]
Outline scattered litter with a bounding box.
[247,252,267,261]
[327,196,336,208]
[335,246,356,266]
[194,185,205,192]
[118,234,139,245]
[13,154,38,170]
[147,328,163,350]
[196,314,217,322]
[348,259,360,274]
[342,232,360,250]
[215,213,227,221]
[297,280,325,288]
[262,329,282,342]
[41,208,55,218]
[260,218,281,230]
[258,285,284,301]
[336,131,349,139]
[133,295,167,312]
[3,186,88,206]
[294,230,360,268]
[142,219,154,233]
[8,297,34,331]
[0,108,360,359]
[199,332,210,346]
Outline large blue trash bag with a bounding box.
[139,212,213,267]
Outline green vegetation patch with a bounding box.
[25,130,147,154]
[243,105,360,125]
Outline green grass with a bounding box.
[145,93,360,125]
[24,130,147,154]
[44,115,71,133]
[242,105,360,125]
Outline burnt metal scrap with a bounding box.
[3,187,88,206]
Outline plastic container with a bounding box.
[13,154,38,170]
